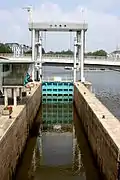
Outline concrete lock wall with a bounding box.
[74,82,120,180]
[0,84,41,180]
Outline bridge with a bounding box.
[1,54,120,69]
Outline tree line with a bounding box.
[46,49,107,56]
[0,43,108,56]
[86,50,107,57]
[0,43,12,53]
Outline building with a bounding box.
[22,44,31,53]
[108,50,120,58]
[5,43,31,57]
[107,45,120,58]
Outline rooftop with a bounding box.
[110,50,120,54]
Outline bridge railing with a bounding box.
[42,54,120,61]
[0,53,31,58]
[43,54,108,59]
[1,53,120,62]
[42,76,73,82]
[42,54,120,62]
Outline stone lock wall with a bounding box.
[74,82,120,180]
[0,84,41,180]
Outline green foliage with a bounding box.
[86,52,93,56]
[60,49,73,55]
[0,43,12,53]
[47,49,73,55]
[0,42,107,57]
[25,48,45,54]
[47,49,107,56]
[86,50,107,56]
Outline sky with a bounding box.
[0,0,120,52]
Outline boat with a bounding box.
[64,66,73,70]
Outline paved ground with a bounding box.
[0,89,30,117]
[0,85,38,139]
[0,105,5,117]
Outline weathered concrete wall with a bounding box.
[0,84,41,180]
[74,82,120,180]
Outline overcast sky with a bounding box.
[0,0,120,52]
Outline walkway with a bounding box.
[0,54,120,68]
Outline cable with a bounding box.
[69,31,72,51]
[43,31,47,80]
[44,31,47,51]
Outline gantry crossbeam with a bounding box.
[29,22,88,32]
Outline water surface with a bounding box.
[15,104,101,180]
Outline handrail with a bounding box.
[0,53,120,61]
[42,76,73,82]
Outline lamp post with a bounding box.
[23,6,33,23]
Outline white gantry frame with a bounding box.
[27,9,88,83]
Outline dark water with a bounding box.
[14,104,102,180]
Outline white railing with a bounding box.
[42,76,73,82]
[1,53,120,61]
[43,54,108,59]
[1,53,120,66]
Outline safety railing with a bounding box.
[42,76,73,82]
[1,53,120,62]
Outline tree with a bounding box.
[47,51,54,54]
[0,43,12,53]
[62,49,73,55]
[86,49,107,57]
[46,49,73,55]
[92,50,107,56]
[86,52,93,56]
[25,47,45,54]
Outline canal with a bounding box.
[14,66,120,179]
[14,104,102,180]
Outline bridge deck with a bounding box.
[0,55,120,68]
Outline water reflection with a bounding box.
[72,127,85,177]
[15,104,101,180]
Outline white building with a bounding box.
[5,43,31,57]
[108,45,120,58]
